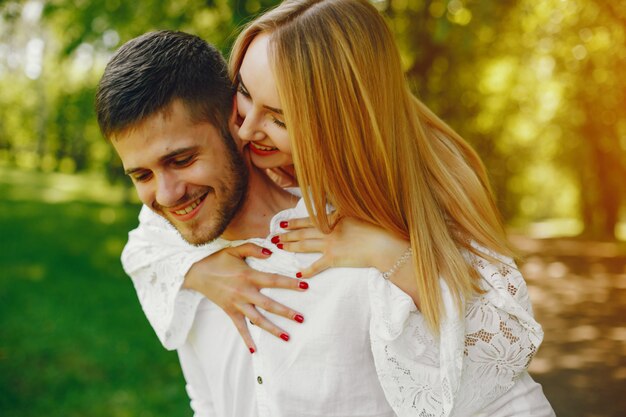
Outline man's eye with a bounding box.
[132,172,152,182]
[172,156,194,167]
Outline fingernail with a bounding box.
[262,248,272,255]
[280,333,290,342]
[271,235,280,244]
[296,272,303,278]
[298,281,308,290]
[294,314,304,323]
[249,347,255,354]
[277,243,284,249]
[280,221,289,228]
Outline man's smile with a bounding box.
[167,192,209,221]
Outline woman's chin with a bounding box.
[250,151,292,170]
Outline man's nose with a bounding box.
[155,172,186,208]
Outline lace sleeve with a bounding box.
[121,205,228,350]
[369,254,545,417]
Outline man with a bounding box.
[96,31,396,417]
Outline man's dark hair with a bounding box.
[96,30,233,138]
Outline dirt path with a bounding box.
[510,236,626,417]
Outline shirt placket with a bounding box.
[250,321,272,417]
[246,214,300,417]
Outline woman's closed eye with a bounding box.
[237,83,251,99]
[271,116,286,128]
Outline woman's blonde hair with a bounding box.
[230,0,513,331]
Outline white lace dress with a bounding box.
[122,205,555,417]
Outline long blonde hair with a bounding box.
[230,0,513,331]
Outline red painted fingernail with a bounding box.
[277,243,284,249]
[271,235,280,244]
[280,221,289,228]
[249,347,255,354]
[298,281,308,290]
[280,333,290,342]
[294,314,304,323]
[296,272,303,278]
[262,248,272,255]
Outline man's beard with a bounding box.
[154,131,249,246]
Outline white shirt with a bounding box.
[122,198,555,417]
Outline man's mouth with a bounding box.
[168,193,209,220]
[249,142,279,156]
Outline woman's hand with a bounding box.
[182,243,308,353]
[275,216,410,277]
[276,216,420,307]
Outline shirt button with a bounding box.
[257,376,263,384]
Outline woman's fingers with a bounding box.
[227,271,306,349]
[274,226,326,251]
[186,247,310,349]
[298,256,332,278]
[240,303,293,342]
[282,211,339,230]
[250,270,310,289]
[247,271,308,316]
[231,242,274,259]
[229,313,258,353]
[247,290,305,326]
[280,216,314,230]
[280,239,325,254]
[278,227,324,243]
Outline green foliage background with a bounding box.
[1,0,625,416]
[0,168,190,416]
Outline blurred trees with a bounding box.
[386,0,626,239]
[0,0,624,239]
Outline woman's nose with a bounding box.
[237,109,266,142]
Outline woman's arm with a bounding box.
[368,253,547,416]
[122,205,308,352]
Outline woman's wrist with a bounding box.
[382,247,413,280]
[378,241,420,308]
[370,231,410,272]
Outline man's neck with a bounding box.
[221,160,298,241]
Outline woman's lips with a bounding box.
[249,142,280,156]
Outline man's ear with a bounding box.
[228,95,244,151]
[229,94,239,123]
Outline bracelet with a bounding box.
[382,247,413,280]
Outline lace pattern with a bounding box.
[122,206,226,350]
[369,251,544,417]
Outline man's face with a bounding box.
[112,100,248,245]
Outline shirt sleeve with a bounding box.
[178,343,216,416]
[121,205,227,350]
[368,251,545,417]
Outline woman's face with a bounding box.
[234,33,293,169]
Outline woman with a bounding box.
[123,0,554,415]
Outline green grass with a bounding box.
[0,168,190,416]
